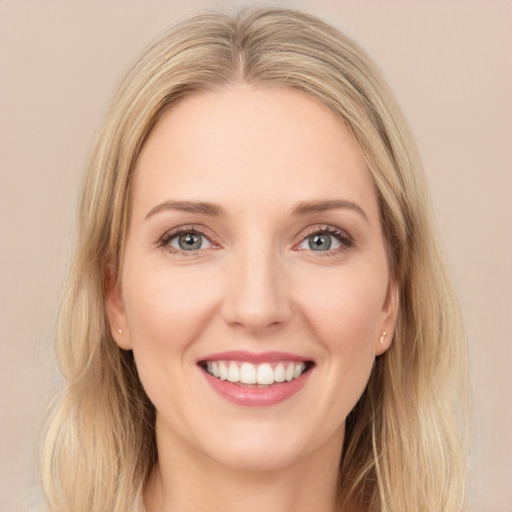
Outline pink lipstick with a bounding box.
[198,351,314,407]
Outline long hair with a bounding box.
[40,7,469,511]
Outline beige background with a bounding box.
[0,1,511,511]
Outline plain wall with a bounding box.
[1,1,511,510]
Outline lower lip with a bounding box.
[201,368,312,407]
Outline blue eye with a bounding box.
[299,233,341,252]
[297,227,353,253]
[307,233,335,251]
[166,231,213,251]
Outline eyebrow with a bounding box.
[292,199,369,223]
[145,200,226,220]
[145,198,368,223]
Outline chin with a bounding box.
[213,442,305,473]
[196,420,322,473]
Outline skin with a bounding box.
[106,84,397,512]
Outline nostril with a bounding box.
[226,317,288,336]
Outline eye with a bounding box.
[299,232,341,251]
[296,226,353,253]
[304,233,336,251]
[162,229,213,252]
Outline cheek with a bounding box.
[121,263,221,404]
[121,263,221,416]
[296,263,386,387]
[123,263,219,349]
[299,265,386,341]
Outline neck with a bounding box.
[144,421,343,512]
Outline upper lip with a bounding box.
[198,350,312,364]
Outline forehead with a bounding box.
[132,84,378,220]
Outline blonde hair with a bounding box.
[40,7,469,512]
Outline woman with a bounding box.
[40,6,469,512]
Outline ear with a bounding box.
[375,277,399,356]
[104,263,132,350]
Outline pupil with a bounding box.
[179,233,201,250]
[309,234,331,251]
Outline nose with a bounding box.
[221,245,292,336]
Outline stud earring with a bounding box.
[379,331,387,344]
[118,329,122,335]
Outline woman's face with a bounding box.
[107,84,397,472]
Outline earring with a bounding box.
[379,331,387,344]
[118,329,122,335]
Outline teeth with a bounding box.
[256,363,274,385]
[219,361,228,380]
[240,362,256,384]
[274,363,285,383]
[293,363,303,379]
[227,362,240,383]
[205,360,308,385]
[285,363,294,382]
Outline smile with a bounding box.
[202,360,310,386]
[198,351,314,406]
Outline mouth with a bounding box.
[197,351,315,406]
[198,359,315,387]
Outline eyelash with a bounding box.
[158,224,354,256]
[297,225,354,255]
[159,225,214,256]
